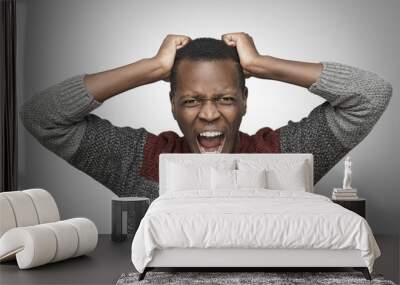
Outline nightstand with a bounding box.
[111,197,150,242]
[332,198,366,218]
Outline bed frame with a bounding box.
[138,153,372,281]
[140,248,371,280]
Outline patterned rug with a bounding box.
[116,271,397,285]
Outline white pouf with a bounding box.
[0,196,17,237]
[23,188,60,223]
[0,218,98,269]
[0,189,98,269]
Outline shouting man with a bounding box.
[20,33,392,203]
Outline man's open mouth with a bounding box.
[196,131,226,153]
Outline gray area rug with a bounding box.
[116,271,397,285]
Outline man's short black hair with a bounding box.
[169,37,246,100]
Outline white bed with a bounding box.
[131,153,380,281]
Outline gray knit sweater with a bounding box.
[20,61,393,203]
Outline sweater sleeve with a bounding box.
[19,74,149,197]
[276,61,393,184]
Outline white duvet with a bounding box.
[131,189,380,273]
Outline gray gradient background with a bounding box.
[16,0,399,235]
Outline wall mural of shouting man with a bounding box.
[20,33,392,204]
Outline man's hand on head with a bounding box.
[153,34,192,82]
[221,32,261,79]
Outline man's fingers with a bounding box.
[222,33,240,47]
[182,37,191,46]
[221,34,231,42]
[176,36,192,49]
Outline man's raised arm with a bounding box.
[19,35,191,198]
[222,32,393,184]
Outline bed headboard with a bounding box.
[159,153,314,195]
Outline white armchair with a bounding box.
[0,189,98,269]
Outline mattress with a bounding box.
[131,189,380,273]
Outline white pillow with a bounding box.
[266,164,307,191]
[236,169,268,189]
[211,168,268,191]
[166,160,236,192]
[211,167,236,190]
[237,159,309,191]
[167,162,211,191]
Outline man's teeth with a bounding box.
[197,131,225,153]
[199,131,223,137]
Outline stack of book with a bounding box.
[332,188,358,200]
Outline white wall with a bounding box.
[17,0,399,234]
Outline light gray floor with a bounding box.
[0,235,398,285]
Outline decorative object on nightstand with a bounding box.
[332,156,365,218]
[332,188,358,200]
[332,198,366,218]
[332,156,359,200]
[343,156,352,190]
[111,197,150,242]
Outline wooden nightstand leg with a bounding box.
[354,267,372,280]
